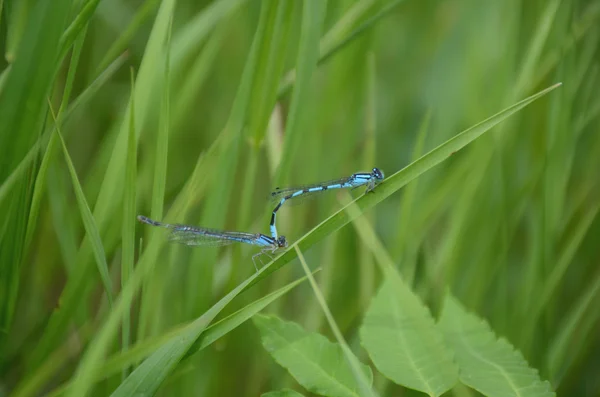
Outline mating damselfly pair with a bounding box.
[138,168,384,270]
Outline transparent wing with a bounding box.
[159,223,259,247]
[168,229,237,247]
[269,176,352,205]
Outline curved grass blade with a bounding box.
[0,0,71,333]
[278,0,404,97]
[59,0,101,60]
[439,293,555,397]
[109,263,288,396]
[294,246,377,397]
[254,313,373,397]
[70,3,277,395]
[250,83,562,285]
[38,0,177,384]
[40,270,316,396]
[50,104,113,308]
[0,51,128,207]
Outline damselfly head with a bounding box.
[372,167,384,181]
[277,236,288,248]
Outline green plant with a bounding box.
[1,1,598,396]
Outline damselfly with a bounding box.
[269,168,384,238]
[137,215,288,271]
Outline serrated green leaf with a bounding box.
[360,272,457,396]
[254,314,373,397]
[262,389,305,397]
[438,293,555,397]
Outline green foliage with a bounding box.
[360,273,457,396]
[254,314,373,397]
[439,294,556,397]
[0,0,71,334]
[2,1,599,397]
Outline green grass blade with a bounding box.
[262,390,305,397]
[25,21,88,252]
[58,0,101,60]
[255,84,562,283]
[512,0,561,97]
[65,2,272,394]
[50,105,113,308]
[96,0,160,74]
[254,313,373,397]
[50,270,314,393]
[33,0,175,378]
[274,0,327,183]
[294,246,377,397]
[110,263,279,396]
[534,201,600,324]
[0,0,71,332]
[547,268,600,384]
[439,293,555,397]
[136,11,172,342]
[121,68,138,378]
[393,110,431,282]
[187,0,276,312]
[0,51,128,208]
[278,0,404,97]
[170,0,247,68]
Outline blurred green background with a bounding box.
[1,0,599,396]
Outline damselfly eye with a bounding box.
[278,236,288,248]
[373,167,384,180]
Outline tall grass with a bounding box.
[1,1,599,396]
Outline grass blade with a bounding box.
[33,0,176,377]
[47,270,315,394]
[294,246,377,397]
[0,51,128,208]
[256,84,562,282]
[110,263,278,396]
[0,0,71,332]
[262,390,305,397]
[274,0,327,183]
[121,68,138,378]
[50,104,113,308]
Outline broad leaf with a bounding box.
[360,272,457,396]
[254,314,372,397]
[438,293,555,397]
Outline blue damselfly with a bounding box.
[269,168,384,238]
[138,215,288,270]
